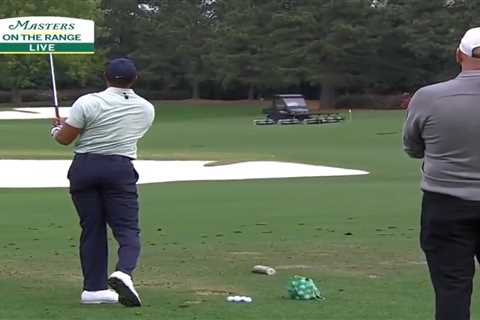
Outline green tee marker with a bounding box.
[0,16,95,118]
[287,275,324,301]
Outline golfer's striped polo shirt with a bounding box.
[403,71,480,201]
[66,87,155,159]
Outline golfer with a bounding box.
[51,58,155,307]
[403,27,480,320]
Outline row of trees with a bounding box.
[0,0,478,106]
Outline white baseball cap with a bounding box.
[459,27,480,57]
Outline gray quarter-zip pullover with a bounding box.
[403,71,480,200]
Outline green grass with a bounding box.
[0,105,461,319]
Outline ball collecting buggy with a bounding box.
[254,94,344,125]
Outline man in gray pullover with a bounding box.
[403,27,480,320]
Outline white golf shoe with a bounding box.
[108,271,142,307]
[80,289,119,304]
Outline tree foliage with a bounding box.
[1,0,479,105]
[127,0,476,104]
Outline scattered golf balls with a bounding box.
[226,295,253,303]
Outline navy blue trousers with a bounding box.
[421,191,480,320]
[68,153,140,291]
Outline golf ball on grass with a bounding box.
[226,296,252,303]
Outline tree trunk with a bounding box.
[247,84,255,100]
[319,81,335,109]
[11,86,22,107]
[192,77,200,99]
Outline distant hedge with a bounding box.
[334,94,407,110]
[0,89,408,110]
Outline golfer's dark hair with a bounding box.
[104,73,136,88]
[473,47,480,59]
[108,77,135,88]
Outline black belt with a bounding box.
[74,153,134,161]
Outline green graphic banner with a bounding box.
[0,43,94,54]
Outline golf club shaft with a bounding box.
[49,53,60,119]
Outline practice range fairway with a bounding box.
[0,103,475,320]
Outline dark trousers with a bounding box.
[68,153,140,291]
[421,191,480,320]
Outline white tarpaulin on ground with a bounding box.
[0,160,369,188]
[0,107,71,120]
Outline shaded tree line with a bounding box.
[1,0,479,106]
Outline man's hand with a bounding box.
[49,118,81,145]
[50,125,62,137]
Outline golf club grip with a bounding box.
[54,105,60,119]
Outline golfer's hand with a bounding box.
[50,125,62,137]
[50,118,65,137]
[50,121,81,145]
